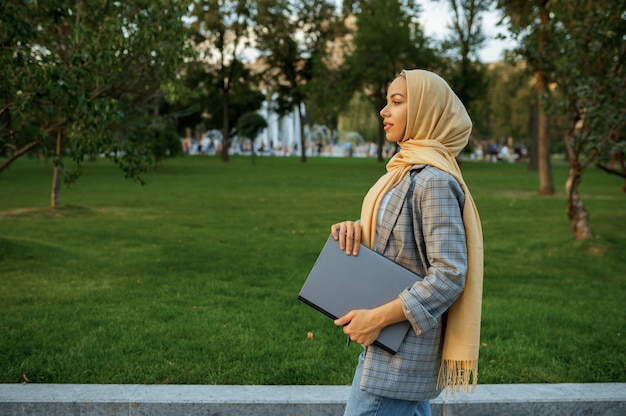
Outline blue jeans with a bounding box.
[343,352,431,416]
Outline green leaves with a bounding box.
[237,111,268,141]
[1,0,191,186]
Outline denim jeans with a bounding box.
[343,352,431,416]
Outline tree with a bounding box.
[497,0,555,195]
[202,70,266,143]
[498,0,625,239]
[166,58,265,153]
[302,22,353,143]
[163,60,206,141]
[342,0,440,161]
[188,0,258,161]
[546,0,626,239]
[471,61,534,149]
[237,111,268,164]
[1,0,190,207]
[436,0,490,114]
[255,0,340,162]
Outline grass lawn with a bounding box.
[0,155,624,385]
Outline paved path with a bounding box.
[1,383,625,415]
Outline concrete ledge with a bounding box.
[0,383,624,416]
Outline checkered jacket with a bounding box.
[359,165,468,401]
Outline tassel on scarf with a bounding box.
[437,359,479,394]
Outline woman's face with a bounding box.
[380,76,408,143]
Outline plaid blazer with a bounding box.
[359,164,468,401]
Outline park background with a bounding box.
[1,0,625,386]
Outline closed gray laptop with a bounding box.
[298,234,421,354]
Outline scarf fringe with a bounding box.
[437,359,478,395]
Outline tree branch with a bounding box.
[595,163,626,180]
[0,137,44,173]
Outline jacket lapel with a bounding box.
[375,170,412,253]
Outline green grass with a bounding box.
[0,156,624,385]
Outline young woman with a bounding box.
[331,69,483,416]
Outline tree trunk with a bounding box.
[220,83,230,162]
[535,2,555,195]
[50,128,63,208]
[376,89,386,162]
[528,103,538,171]
[536,91,554,195]
[153,94,162,167]
[377,122,385,162]
[298,103,307,163]
[565,165,592,240]
[563,115,592,240]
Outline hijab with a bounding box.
[360,69,483,392]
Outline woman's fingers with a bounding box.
[330,222,362,255]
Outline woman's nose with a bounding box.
[380,105,388,117]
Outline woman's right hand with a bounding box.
[330,221,362,256]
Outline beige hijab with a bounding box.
[360,69,483,392]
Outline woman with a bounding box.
[331,69,483,416]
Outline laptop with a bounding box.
[298,234,421,354]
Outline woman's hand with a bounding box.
[334,298,406,347]
[334,309,384,347]
[330,221,362,256]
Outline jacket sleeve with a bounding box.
[398,171,467,336]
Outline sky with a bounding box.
[332,0,517,63]
[241,1,518,64]
[417,0,517,62]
